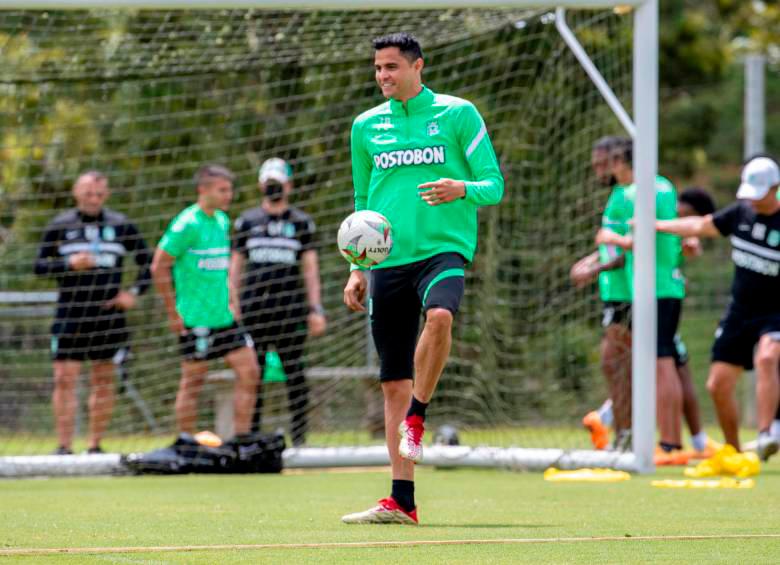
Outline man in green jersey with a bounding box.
[571,136,634,450]
[576,183,718,458]
[596,138,689,457]
[151,165,260,439]
[341,33,503,525]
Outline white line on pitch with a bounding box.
[2,533,780,556]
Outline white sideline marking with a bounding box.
[2,534,780,556]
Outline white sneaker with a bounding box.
[398,416,424,463]
[341,497,418,525]
[757,432,779,462]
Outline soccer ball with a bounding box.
[337,210,393,268]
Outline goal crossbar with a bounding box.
[0,1,647,9]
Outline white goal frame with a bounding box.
[0,0,658,475]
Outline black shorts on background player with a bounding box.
[601,301,631,328]
[51,310,128,361]
[178,323,253,362]
[657,298,682,359]
[710,201,780,368]
[371,252,466,382]
[712,305,780,370]
[600,299,680,359]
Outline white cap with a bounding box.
[258,158,292,184]
[736,157,780,200]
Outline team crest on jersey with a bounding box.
[371,133,398,145]
[752,223,767,241]
[102,226,116,241]
[372,117,394,131]
[283,223,296,238]
[85,225,100,241]
[769,230,780,248]
[426,120,439,136]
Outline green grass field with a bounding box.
[2,463,780,564]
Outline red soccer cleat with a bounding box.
[399,415,425,463]
[341,497,419,525]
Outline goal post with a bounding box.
[0,0,658,475]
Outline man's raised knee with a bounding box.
[425,308,453,333]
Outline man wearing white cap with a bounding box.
[656,156,780,460]
[230,158,326,446]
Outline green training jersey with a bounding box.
[158,204,234,329]
[598,185,631,302]
[619,175,686,300]
[350,85,504,269]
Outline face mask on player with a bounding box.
[263,181,285,202]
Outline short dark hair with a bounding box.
[372,32,423,62]
[195,164,235,188]
[611,137,633,166]
[592,136,632,166]
[679,187,716,216]
[592,136,622,154]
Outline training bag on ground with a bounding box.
[122,431,285,475]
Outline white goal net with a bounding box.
[0,6,638,472]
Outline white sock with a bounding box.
[598,399,614,427]
[691,431,708,452]
[770,419,780,439]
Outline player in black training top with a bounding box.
[34,171,152,454]
[230,158,326,446]
[656,156,780,461]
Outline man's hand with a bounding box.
[167,312,185,335]
[68,252,96,271]
[570,253,600,288]
[308,313,327,337]
[418,178,466,206]
[103,290,137,311]
[343,270,367,312]
[596,229,633,250]
[682,237,702,258]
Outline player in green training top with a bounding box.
[595,137,692,459]
[151,165,260,442]
[570,136,634,451]
[341,33,503,525]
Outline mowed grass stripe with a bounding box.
[3,533,780,557]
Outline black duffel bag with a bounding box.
[122,431,285,475]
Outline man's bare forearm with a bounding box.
[656,215,718,238]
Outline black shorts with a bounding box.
[602,301,631,328]
[179,323,254,362]
[712,306,780,370]
[657,298,682,359]
[370,252,466,382]
[51,311,128,362]
[243,300,307,351]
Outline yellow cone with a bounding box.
[684,444,760,478]
[543,468,631,482]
